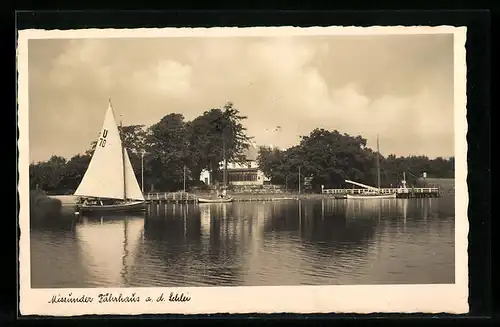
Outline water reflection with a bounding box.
[75,214,145,287]
[30,196,455,288]
[30,211,81,288]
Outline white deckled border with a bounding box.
[17,26,468,316]
[19,25,461,39]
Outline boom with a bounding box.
[345,180,380,191]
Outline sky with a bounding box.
[27,33,455,163]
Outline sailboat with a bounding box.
[345,134,396,199]
[74,100,147,214]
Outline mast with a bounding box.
[376,134,380,190]
[141,152,145,193]
[115,99,127,201]
[222,137,227,187]
[221,105,229,189]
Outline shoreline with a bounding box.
[44,193,346,207]
[43,190,446,210]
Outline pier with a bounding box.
[144,192,298,203]
[322,187,440,198]
[144,187,440,204]
[145,192,199,204]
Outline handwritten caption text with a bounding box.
[48,292,191,304]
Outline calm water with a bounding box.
[30,196,455,288]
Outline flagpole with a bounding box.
[376,133,380,191]
[183,165,186,192]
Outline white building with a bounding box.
[200,144,271,186]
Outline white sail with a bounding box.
[124,148,145,201]
[75,101,144,201]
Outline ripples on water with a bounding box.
[30,196,455,288]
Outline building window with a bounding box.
[228,171,258,182]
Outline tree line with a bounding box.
[29,102,454,194]
[257,128,454,192]
[29,102,252,194]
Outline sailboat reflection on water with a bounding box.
[75,214,145,286]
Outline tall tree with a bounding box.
[186,102,252,184]
[258,129,374,191]
[146,113,188,191]
[29,155,67,193]
[257,146,287,185]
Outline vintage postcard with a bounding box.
[17,26,468,316]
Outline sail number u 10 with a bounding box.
[98,129,108,147]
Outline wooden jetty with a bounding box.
[145,193,299,203]
[145,187,440,204]
[145,192,199,204]
[322,187,440,198]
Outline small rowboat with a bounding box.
[271,197,298,201]
[198,197,233,204]
[346,193,396,199]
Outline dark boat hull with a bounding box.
[76,201,147,214]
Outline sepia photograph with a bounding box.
[18,26,468,315]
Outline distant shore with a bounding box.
[44,192,343,205]
[45,189,450,202]
[38,183,451,211]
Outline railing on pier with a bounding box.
[144,192,198,203]
[322,187,440,195]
